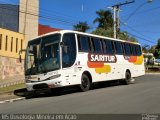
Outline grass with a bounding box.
[145,65,160,73]
[0,83,26,94]
[146,70,160,73]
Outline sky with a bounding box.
[0,0,160,46]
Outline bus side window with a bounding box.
[62,33,76,68]
[77,35,90,52]
[115,41,123,55]
[136,45,142,56]
[124,43,131,56]
[130,44,137,56]
[104,40,114,55]
[129,44,133,55]
[92,37,103,53]
[100,39,105,53]
[130,44,134,56]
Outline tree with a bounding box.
[119,31,138,42]
[93,10,113,30]
[128,37,138,42]
[142,44,150,53]
[148,46,156,53]
[91,28,113,38]
[119,31,129,40]
[73,21,90,32]
[92,9,137,42]
[154,39,160,59]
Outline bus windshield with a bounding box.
[25,34,61,75]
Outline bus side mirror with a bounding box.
[60,42,64,47]
[19,49,26,63]
[19,54,22,63]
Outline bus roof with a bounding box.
[29,30,140,45]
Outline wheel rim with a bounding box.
[126,72,131,83]
[82,77,89,89]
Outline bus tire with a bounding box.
[80,74,91,92]
[124,71,131,85]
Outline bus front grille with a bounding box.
[33,83,49,90]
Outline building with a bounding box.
[0,28,25,80]
[0,4,19,32]
[38,24,61,35]
[0,0,60,81]
[0,0,39,81]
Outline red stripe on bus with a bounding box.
[128,56,137,63]
[87,61,104,68]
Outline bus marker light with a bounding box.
[48,84,55,88]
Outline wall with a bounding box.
[0,4,19,32]
[0,28,25,80]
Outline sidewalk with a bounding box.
[0,92,25,103]
[0,77,26,103]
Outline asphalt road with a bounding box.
[0,74,160,114]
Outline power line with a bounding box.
[134,31,160,34]
[14,0,92,24]
[120,20,156,44]
[122,6,160,18]
[0,0,98,29]
[0,4,76,26]
[0,0,157,45]
[109,0,135,39]
[124,2,147,22]
[0,3,97,32]
[123,30,156,44]
[128,32,156,44]
[124,1,153,23]
[125,24,155,40]
[0,0,80,24]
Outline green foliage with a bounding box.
[119,31,138,42]
[73,21,90,32]
[148,46,156,53]
[154,49,160,59]
[93,10,113,30]
[154,38,160,59]
[129,37,138,42]
[73,9,137,42]
[92,9,137,41]
[144,54,153,59]
[119,31,129,40]
[142,44,150,53]
[0,83,25,93]
[157,39,160,48]
[91,28,113,38]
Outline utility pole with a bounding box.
[110,0,135,39]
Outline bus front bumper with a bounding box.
[26,78,64,91]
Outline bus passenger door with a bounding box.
[61,33,77,85]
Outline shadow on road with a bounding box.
[14,80,125,99]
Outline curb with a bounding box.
[0,97,25,104]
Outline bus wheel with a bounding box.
[124,71,131,85]
[80,74,91,92]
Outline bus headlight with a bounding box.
[26,79,32,83]
[48,74,61,80]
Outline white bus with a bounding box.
[21,30,145,92]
